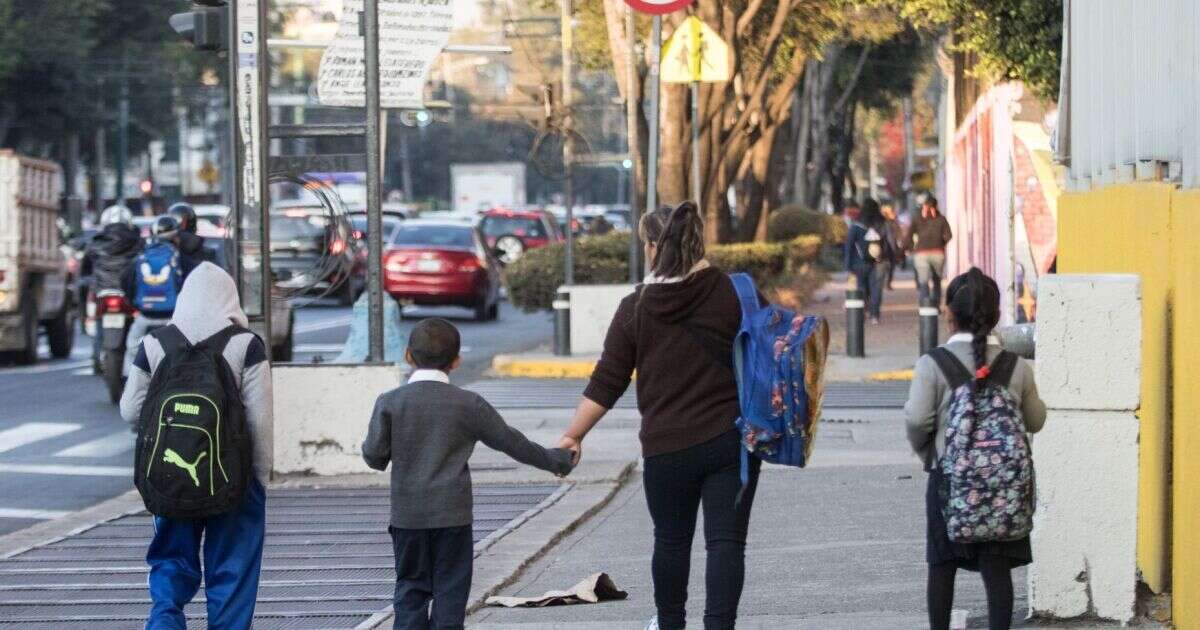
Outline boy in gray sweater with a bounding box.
[362,318,573,629]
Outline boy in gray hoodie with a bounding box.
[363,318,572,629]
[120,261,273,629]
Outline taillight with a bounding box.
[457,257,481,272]
[102,295,126,312]
[330,238,346,255]
[385,252,407,272]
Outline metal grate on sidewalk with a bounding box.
[467,379,910,410]
[0,484,560,629]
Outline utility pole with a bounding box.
[115,63,130,205]
[560,0,575,286]
[902,96,916,212]
[364,0,385,362]
[646,17,662,223]
[625,5,641,283]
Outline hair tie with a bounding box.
[975,365,991,380]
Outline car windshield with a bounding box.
[481,215,547,239]
[271,215,327,241]
[349,216,401,241]
[391,225,475,249]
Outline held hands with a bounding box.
[557,435,582,468]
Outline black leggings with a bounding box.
[928,556,1014,630]
[642,431,761,630]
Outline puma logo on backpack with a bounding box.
[135,324,252,519]
[930,348,1036,543]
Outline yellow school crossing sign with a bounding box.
[661,16,730,84]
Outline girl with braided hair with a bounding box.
[904,268,1048,629]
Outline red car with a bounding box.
[478,208,561,265]
[384,220,502,321]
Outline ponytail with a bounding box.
[639,200,705,280]
[945,267,1001,384]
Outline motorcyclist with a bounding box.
[84,205,143,360]
[167,202,215,279]
[122,215,183,376]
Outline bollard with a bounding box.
[845,288,865,358]
[919,298,940,356]
[553,287,571,356]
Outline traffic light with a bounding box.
[170,1,229,52]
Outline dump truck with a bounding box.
[0,151,75,364]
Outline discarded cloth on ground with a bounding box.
[484,572,628,608]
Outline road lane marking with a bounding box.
[0,360,91,376]
[0,508,70,520]
[294,317,353,335]
[54,432,134,458]
[0,463,131,477]
[0,423,82,454]
[292,344,346,353]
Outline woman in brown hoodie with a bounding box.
[558,201,761,630]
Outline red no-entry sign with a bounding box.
[624,0,695,15]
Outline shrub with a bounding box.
[787,235,823,267]
[707,242,788,288]
[505,232,632,312]
[767,204,844,244]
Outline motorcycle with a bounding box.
[95,290,133,404]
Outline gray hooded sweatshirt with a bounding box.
[120,262,274,483]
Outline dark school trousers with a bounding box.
[389,524,474,630]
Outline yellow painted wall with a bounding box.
[1059,182,1200,626]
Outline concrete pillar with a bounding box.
[1029,275,1141,623]
[272,363,405,475]
[567,284,636,355]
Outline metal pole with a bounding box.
[845,288,865,358]
[902,96,916,213]
[645,16,662,219]
[256,0,273,353]
[625,5,641,283]
[561,0,575,288]
[690,81,701,202]
[919,298,939,356]
[225,3,242,290]
[116,71,129,204]
[364,0,385,362]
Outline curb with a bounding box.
[0,490,145,560]
[491,355,598,379]
[865,369,914,382]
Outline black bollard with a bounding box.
[845,288,865,358]
[553,287,571,356]
[919,298,939,356]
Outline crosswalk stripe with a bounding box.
[54,433,135,459]
[0,463,131,477]
[0,508,70,520]
[292,344,346,353]
[0,423,82,454]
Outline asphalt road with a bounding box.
[0,300,550,536]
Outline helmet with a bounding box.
[99,205,134,227]
[152,215,180,240]
[167,203,197,233]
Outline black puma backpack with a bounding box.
[134,324,252,519]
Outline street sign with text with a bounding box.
[624,0,694,16]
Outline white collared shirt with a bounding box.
[946,333,1000,346]
[408,369,450,384]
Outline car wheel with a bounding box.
[494,235,525,265]
[12,298,38,365]
[47,298,75,359]
[474,298,490,322]
[103,350,124,405]
[488,302,500,321]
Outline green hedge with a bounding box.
[768,204,847,244]
[506,231,826,312]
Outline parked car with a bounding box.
[383,220,502,321]
[478,208,561,265]
[269,207,362,305]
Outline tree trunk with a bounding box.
[804,47,840,211]
[657,83,688,207]
[736,125,779,242]
[791,61,816,206]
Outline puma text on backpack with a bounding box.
[730,273,830,482]
[930,348,1036,544]
[134,243,182,314]
[135,325,252,519]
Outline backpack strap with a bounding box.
[197,324,252,355]
[728,273,761,321]
[151,325,191,355]
[986,350,1019,387]
[929,347,972,389]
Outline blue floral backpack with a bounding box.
[728,273,829,484]
[929,348,1036,543]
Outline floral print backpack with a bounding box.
[929,348,1036,543]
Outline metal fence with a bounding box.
[1063,0,1200,189]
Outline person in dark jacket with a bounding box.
[558,201,763,630]
[860,198,895,323]
[908,195,953,306]
[84,205,143,361]
[168,203,215,279]
[843,201,871,293]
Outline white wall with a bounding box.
[272,363,405,476]
[568,284,635,355]
[1029,274,1141,622]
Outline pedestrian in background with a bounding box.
[362,318,573,630]
[860,198,895,323]
[843,201,871,297]
[904,268,1047,630]
[880,203,906,289]
[120,262,274,629]
[558,201,763,630]
[908,195,953,306]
